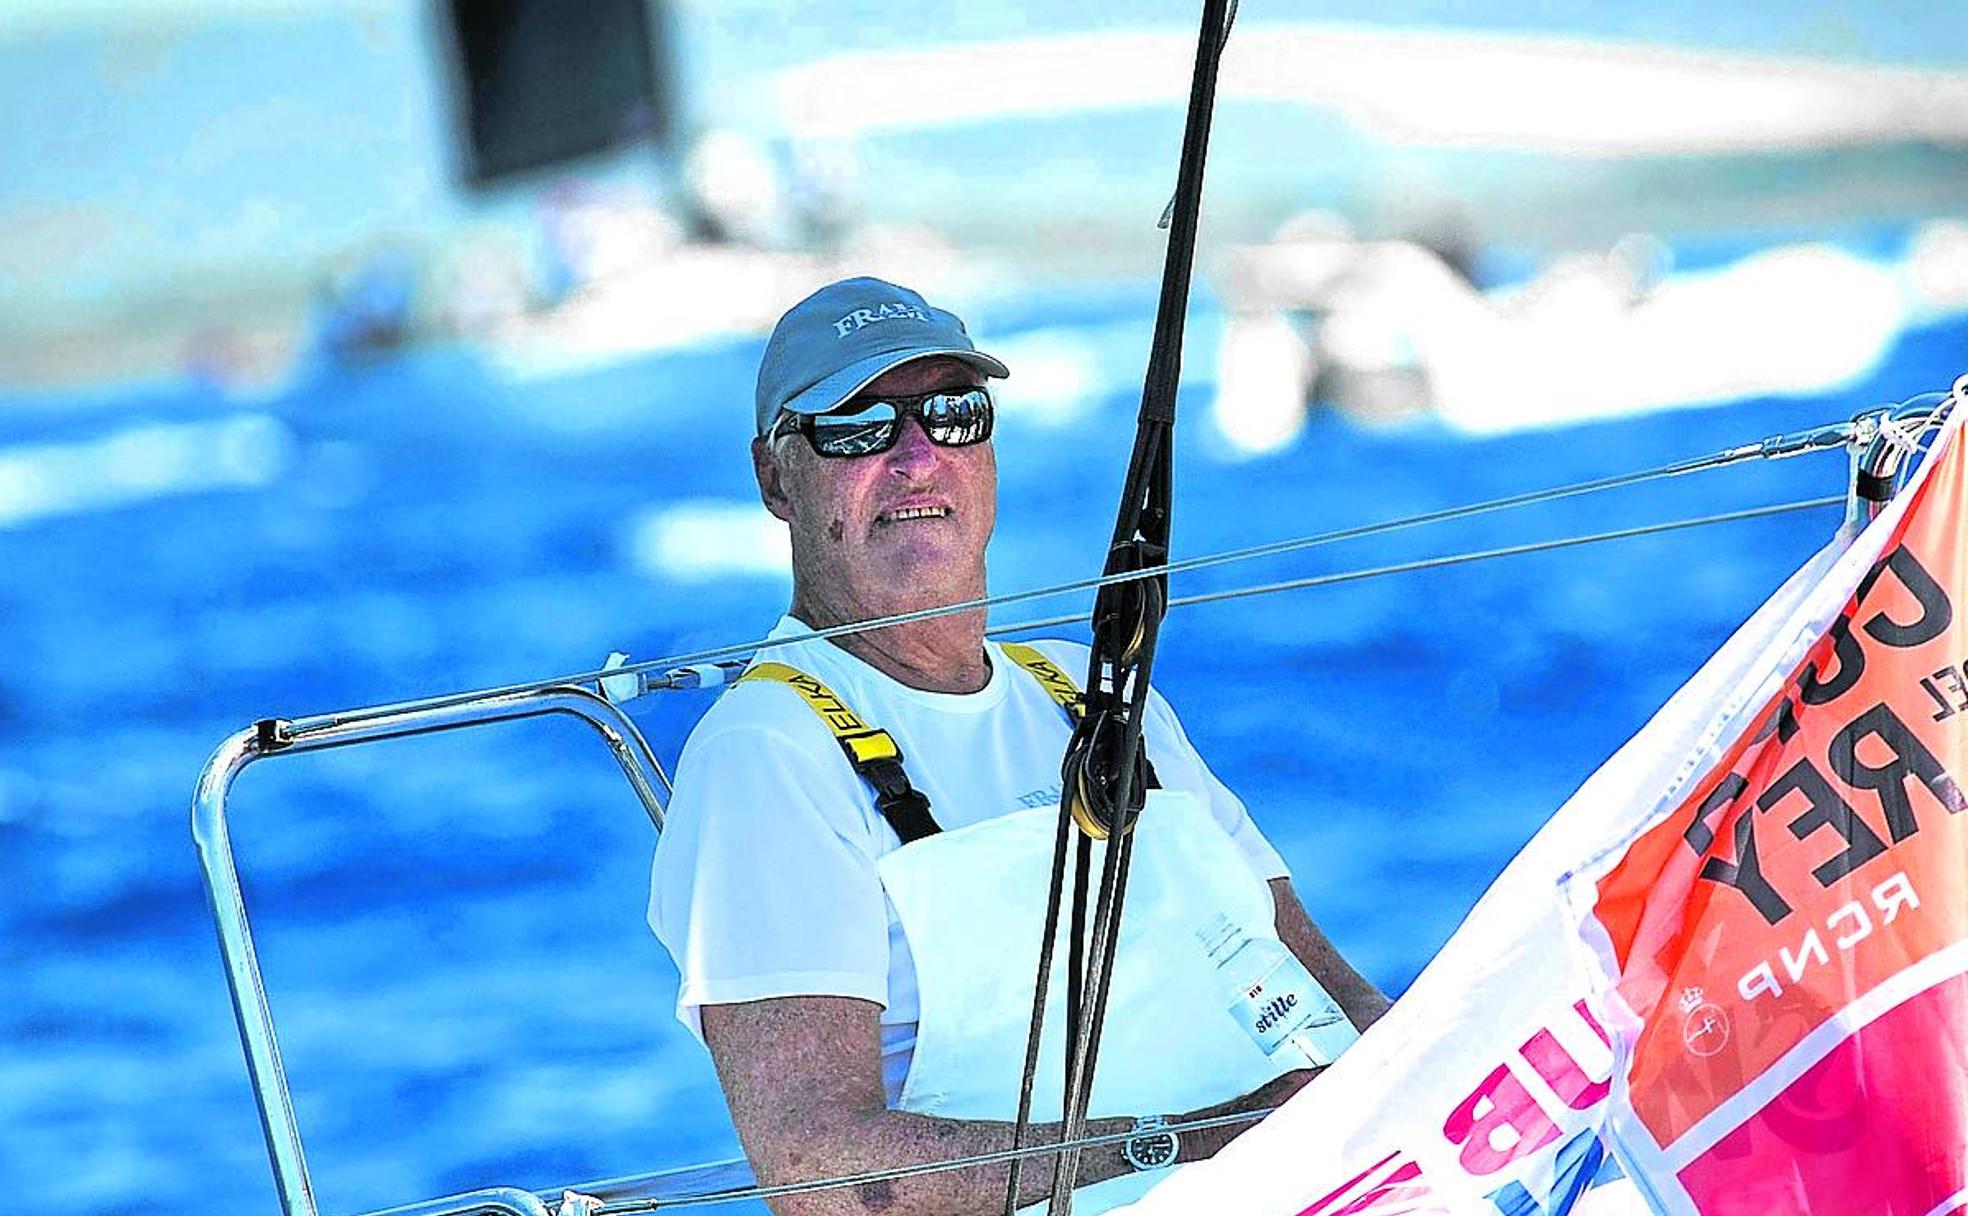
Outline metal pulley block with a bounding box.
[1061,707,1153,840]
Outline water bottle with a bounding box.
[1196,912,1360,1067]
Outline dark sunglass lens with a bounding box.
[921,390,992,446]
[810,401,899,457]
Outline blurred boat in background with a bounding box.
[1214,217,1968,444]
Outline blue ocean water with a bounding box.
[4,273,1964,1215]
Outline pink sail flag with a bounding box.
[1575,397,1967,1216]
[1119,401,1963,1216]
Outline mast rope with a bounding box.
[1017,3,1235,1212]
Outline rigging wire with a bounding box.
[589,1107,1273,1213]
[990,496,1846,636]
[278,420,1863,735]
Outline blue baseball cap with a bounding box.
[754,276,1009,436]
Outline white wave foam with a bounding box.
[625,499,791,582]
[0,413,291,530]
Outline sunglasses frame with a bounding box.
[770,387,996,458]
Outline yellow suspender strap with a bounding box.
[741,662,902,763]
[737,662,939,843]
[998,642,1085,721]
[999,641,1161,800]
[736,648,1143,844]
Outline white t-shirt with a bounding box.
[648,616,1288,1103]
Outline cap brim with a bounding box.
[780,347,1010,420]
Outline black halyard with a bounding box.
[1004,4,1241,1214]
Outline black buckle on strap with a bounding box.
[860,756,939,844]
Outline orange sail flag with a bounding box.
[1117,399,1960,1216]
[1582,405,1965,1214]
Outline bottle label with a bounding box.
[1252,987,1301,1038]
[1229,957,1354,1064]
[1201,918,1361,1068]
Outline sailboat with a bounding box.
[185,4,1968,1213]
[192,376,1962,1216]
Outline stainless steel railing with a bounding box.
[193,686,670,1216]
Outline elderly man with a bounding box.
[651,277,1386,1216]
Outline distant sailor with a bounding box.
[650,276,1388,1215]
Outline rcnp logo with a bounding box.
[1678,988,1731,1059]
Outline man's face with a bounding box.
[755,356,997,617]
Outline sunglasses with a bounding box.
[770,387,995,458]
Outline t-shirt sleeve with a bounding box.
[649,694,892,1041]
